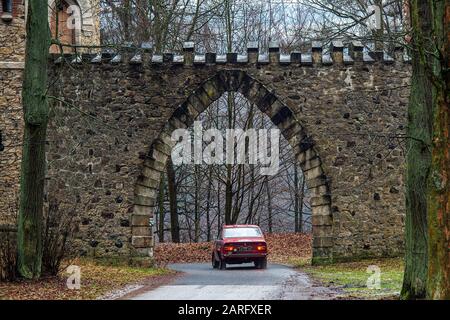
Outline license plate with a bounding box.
[238,246,252,251]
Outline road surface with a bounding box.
[131,263,340,300]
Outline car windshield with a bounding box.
[223,227,262,238]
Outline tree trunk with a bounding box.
[224,92,234,225]
[298,175,306,233]
[158,173,165,243]
[426,0,450,300]
[294,166,299,232]
[205,167,213,242]
[217,182,222,236]
[136,0,150,43]
[401,0,433,299]
[122,0,131,42]
[373,0,384,51]
[17,0,50,279]
[167,156,180,243]
[266,176,273,233]
[194,166,200,242]
[224,1,234,225]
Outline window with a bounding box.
[1,0,13,21]
[50,0,78,53]
[1,0,12,12]
[223,227,262,238]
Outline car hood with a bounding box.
[222,237,265,243]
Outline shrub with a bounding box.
[42,199,78,276]
[0,228,17,282]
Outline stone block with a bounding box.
[132,236,153,248]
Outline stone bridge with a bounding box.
[1,41,411,264]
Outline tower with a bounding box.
[0,0,100,224]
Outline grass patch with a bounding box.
[298,257,404,300]
[0,258,174,300]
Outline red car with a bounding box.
[212,225,268,270]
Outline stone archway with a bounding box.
[131,69,333,264]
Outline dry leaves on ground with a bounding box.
[154,232,312,265]
[0,259,174,300]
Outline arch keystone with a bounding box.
[218,70,245,91]
[238,77,262,102]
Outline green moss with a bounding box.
[300,258,404,299]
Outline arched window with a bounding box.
[50,0,79,53]
[1,0,13,22]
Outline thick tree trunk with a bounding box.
[17,0,50,279]
[401,0,433,299]
[167,156,180,243]
[426,0,450,300]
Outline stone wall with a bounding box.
[0,2,25,225]
[0,1,25,61]
[0,67,23,225]
[39,44,411,263]
[0,0,101,225]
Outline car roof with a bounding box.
[222,224,260,228]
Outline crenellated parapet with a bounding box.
[50,39,411,67]
[39,37,413,264]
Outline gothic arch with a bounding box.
[131,70,333,264]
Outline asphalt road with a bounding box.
[131,263,340,300]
